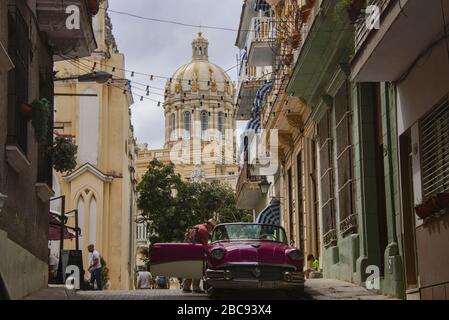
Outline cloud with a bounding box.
[108,0,243,149]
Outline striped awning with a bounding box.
[252,80,272,114]
[256,199,281,226]
[245,117,261,133]
[238,49,248,76]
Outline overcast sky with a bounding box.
[108,0,243,149]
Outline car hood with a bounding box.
[210,240,300,268]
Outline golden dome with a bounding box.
[166,33,234,97]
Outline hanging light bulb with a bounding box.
[157,101,161,107]
[150,75,154,81]
[131,71,135,77]
[140,96,144,102]
[112,67,116,73]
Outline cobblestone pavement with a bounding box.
[24,279,397,300]
[77,289,312,300]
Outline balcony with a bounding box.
[235,77,268,120]
[235,161,265,210]
[247,17,276,67]
[36,0,97,61]
[351,0,449,82]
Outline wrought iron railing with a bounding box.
[354,0,392,51]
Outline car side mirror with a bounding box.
[290,240,295,247]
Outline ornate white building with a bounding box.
[139,33,238,188]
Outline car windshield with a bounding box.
[211,224,288,244]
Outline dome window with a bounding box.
[218,112,225,134]
[201,111,209,139]
[184,111,191,139]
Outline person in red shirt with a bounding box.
[183,219,216,294]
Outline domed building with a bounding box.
[137,33,238,188]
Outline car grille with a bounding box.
[224,266,292,281]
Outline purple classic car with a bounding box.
[150,223,305,298]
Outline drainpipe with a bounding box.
[385,83,398,243]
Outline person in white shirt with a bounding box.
[137,265,153,290]
[88,244,103,290]
[48,249,59,280]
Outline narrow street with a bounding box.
[25,279,396,301]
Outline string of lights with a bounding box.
[61,58,164,105]
[61,53,238,86]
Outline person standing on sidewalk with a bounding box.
[183,219,216,294]
[88,244,103,290]
[137,265,153,289]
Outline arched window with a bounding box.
[170,113,176,139]
[89,197,97,246]
[77,197,85,250]
[184,111,191,139]
[201,111,209,139]
[218,112,225,134]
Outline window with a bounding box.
[7,8,30,154]
[296,152,305,250]
[184,111,191,139]
[318,110,336,248]
[334,82,356,237]
[218,112,225,134]
[420,98,449,198]
[288,168,295,244]
[170,113,176,140]
[201,111,209,139]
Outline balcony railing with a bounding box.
[354,0,391,52]
[246,16,276,48]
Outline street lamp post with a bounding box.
[54,71,113,84]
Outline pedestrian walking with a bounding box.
[183,218,216,294]
[88,244,103,290]
[137,265,153,289]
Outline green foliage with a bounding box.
[137,159,252,244]
[51,137,78,173]
[31,98,50,144]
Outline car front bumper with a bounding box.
[206,269,305,290]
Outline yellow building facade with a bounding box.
[51,1,138,290]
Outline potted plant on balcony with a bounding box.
[415,195,439,220]
[336,0,365,24]
[31,98,50,144]
[283,53,294,66]
[290,31,301,48]
[50,136,78,173]
[86,0,100,16]
[20,102,33,120]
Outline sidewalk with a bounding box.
[24,285,82,300]
[305,279,398,300]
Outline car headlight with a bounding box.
[288,250,303,261]
[210,248,225,260]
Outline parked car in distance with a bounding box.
[150,223,305,298]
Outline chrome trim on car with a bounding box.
[206,279,305,290]
[216,262,298,270]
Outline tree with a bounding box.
[137,159,184,243]
[137,160,253,244]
